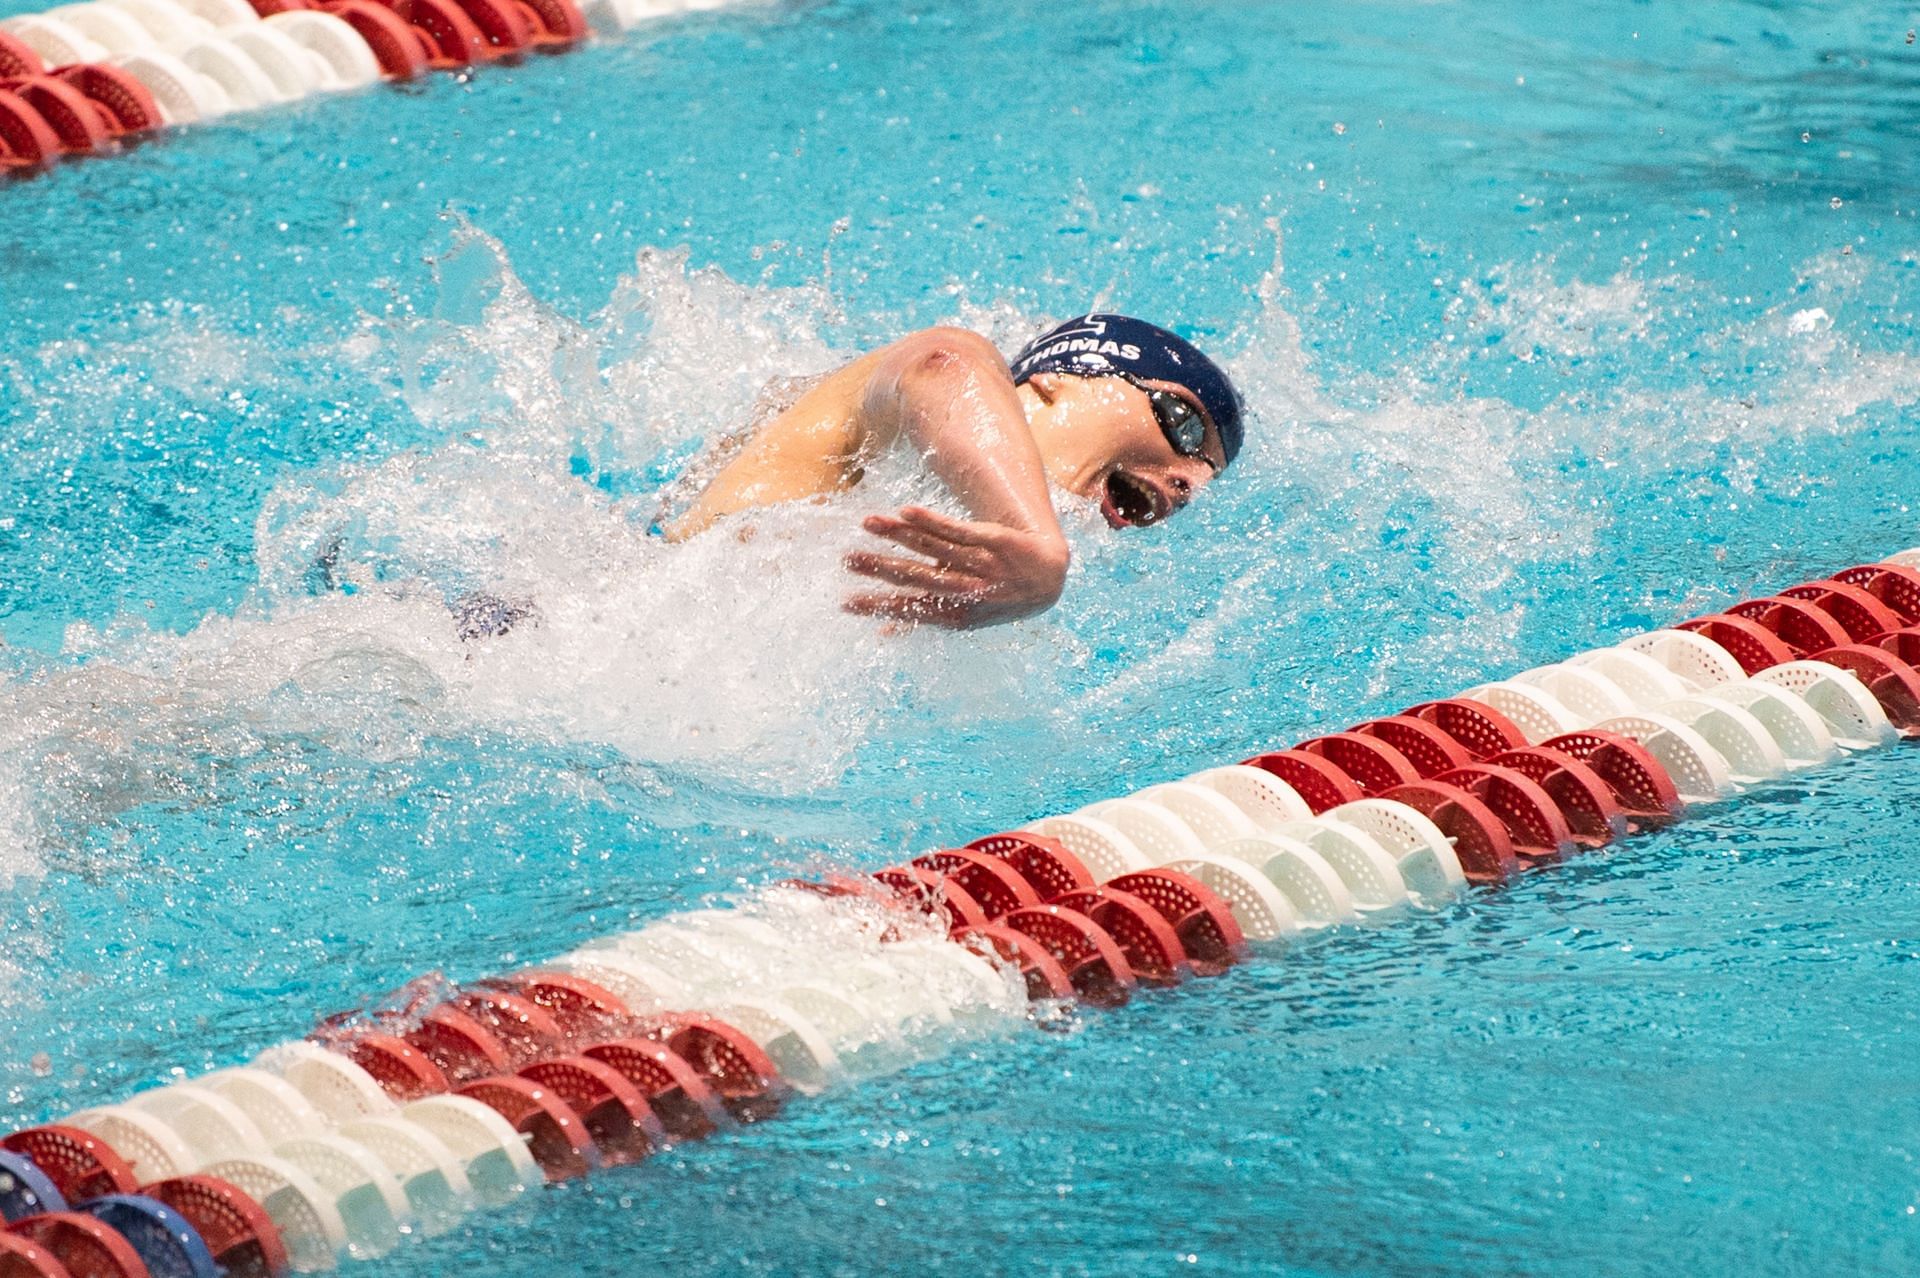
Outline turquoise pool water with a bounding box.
[3,0,1919,1273]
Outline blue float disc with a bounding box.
[82,1194,222,1278]
[0,1149,66,1223]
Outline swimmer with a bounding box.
[667,313,1246,630]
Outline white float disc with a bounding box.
[272,1134,412,1259]
[1208,835,1356,927]
[102,0,214,49]
[1185,763,1315,830]
[43,4,160,54]
[180,34,284,109]
[200,1068,330,1146]
[67,1104,195,1182]
[200,1153,350,1274]
[1886,548,1920,567]
[169,0,255,24]
[1514,663,1637,723]
[546,948,693,1011]
[2,16,110,65]
[713,996,841,1096]
[1323,798,1466,902]
[222,24,325,98]
[1593,711,1735,802]
[1023,814,1154,881]
[1653,696,1789,783]
[397,1095,543,1207]
[1133,780,1261,849]
[1621,628,1745,690]
[1459,680,1584,743]
[130,1084,269,1165]
[1695,680,1836,768]
[253,1042,397,1123]
[1158,852,1302,941]
[338,1116,472,1237]
[1565,646,1696,709]
[1077,797,1209,866]
[263,11,381,88]
[1270,819,1410,911]
[112,50,231,123]
[1752,661,1897,750]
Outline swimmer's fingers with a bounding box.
[860,512,990,569]
[843,591,978,629]
[844,551,989,594]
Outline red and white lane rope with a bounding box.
[0,0,727,175]
[4,548,1919,1276]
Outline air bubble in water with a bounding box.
[1830,197,1843,209]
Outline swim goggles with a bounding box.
[1142,387,1219,472]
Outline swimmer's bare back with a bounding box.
[665,328,1072,630]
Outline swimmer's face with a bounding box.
[1017,372,1228,528]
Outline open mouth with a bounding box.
[1100,469,1167,528]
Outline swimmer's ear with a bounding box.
[1023,372,1065,405]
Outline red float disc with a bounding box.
[0,34,44,79]
[1378,781,1519,882]
[1295,732,1422,795]
[381,0,488,65]
[517,1057,665,1165]
[3,78,111,154]
[1239,749,1364,814]
[637,1016,784,1122]
[1870,627,1920,666]
[402,1005,514,1083]
[1049,887,1190,986]
[447,990,567,1064]
[1104,870,1247,976]
[0,1233,70,1278]
[1831,563,1920,624]
[490,971,631,1037]
[872,864,989,935]
[5,1213,146,1278]
[453,1078,599,1181]
[0,90,60,167]
[1781,579,1906,643]
[1540,730,1682,828]
[53,66,160,137]
[1434,763,1576,862]
[321,1,431,77]
[953,924,1077,1001]
[911,848,1040,919]
[1401,698,1530,760]
[140,1176,287,1278]
[1349,715,1474,779]
[341,1033,447,1100]
[249,0,313,13]
[1,1128,138,1203]
[1726,595,1853,658]
[1001,905,1138,1007]
[514,0,585,44]
[1487,747,1626,848]
[1674,613,1796,675]
[448,0,532,55]
[1812,644,1920,733]
[579,1039,728,1141]
[964,832,1094,901]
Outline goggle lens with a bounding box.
[1148,390,1212,466]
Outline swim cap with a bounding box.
[1008,313,1245,466]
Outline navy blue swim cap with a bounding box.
[1008,313,1245,466]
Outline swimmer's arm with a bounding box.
[843,328,1070,629]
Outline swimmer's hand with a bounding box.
[844,506,1070,630]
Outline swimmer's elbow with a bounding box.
[889,327,1008,386]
